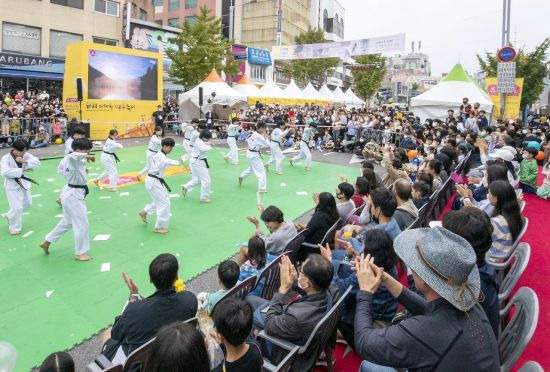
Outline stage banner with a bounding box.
[271,33,405,60]
[485,77,524,119]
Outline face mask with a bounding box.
[482,177,488,187]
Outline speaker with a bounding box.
[76,78,83,102]
[198,87,203,106]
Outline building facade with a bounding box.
[151,0,221,28]
[0,0,122,96]
[309,0,344,42]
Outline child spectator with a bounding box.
[537,157,550,199]
[212,299,263,372]
[239,236,276,296]
[197,260,240,315]
[412,181,430,209]
[39,352,75,372]
[519,146,539,194]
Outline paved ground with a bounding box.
[18,133,376,371]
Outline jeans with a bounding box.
[519,182,537,194]
[360,360,397,372]
[31,140,48,148]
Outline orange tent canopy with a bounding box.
[237,74,253,85]
[202,69,225,83]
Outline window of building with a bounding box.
[2,22,41,55]
[50,30,82,57]
[250,64,266,82]
[168,18,180,27]
[139,8,147,20]
[153,0,162,5]
[94,0,119,16]
[50,0,83,9]
[93,37,118,46]
[184,0,196,8]
[168,0,179,11]
[185,16,197,25]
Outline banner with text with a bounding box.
[485,77,524,119]
[271,33,405,60]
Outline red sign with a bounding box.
[497,47,516,62]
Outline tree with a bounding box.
[477,38,550,107]
[166,7,241,90]
[411,82,420,91]
[282,28,340,85]
[351,54,387,103]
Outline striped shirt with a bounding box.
[489,215,514,258]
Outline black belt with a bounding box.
[148,149,158,153]
[248,149,263,158]
[104,151,120,162]
[184,137,190,141]
[194,157,210,168]
[148,174,171,192]
[14,175,39,190]
[301,139,310,148]
[271,140,281,145]
[68,184,89,196]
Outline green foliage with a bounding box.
[281,28,340,85]
[411,82,420,91]
[351,54,387,101]
[166,7,241,89]
[477,38,550,107]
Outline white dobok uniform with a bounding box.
[98,138,123,188]
[240,132,270,190]
[184,138,212,201]
[266,127,290,173]
[292,126,313,168]
[1,151,40,232]
[139,134,162,176]
[225,123,240,164]
[182,126,198,163]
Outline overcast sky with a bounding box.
[340,0,550,76]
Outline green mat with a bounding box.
[0,144,358,371]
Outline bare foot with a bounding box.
[138,211,148,223]
[9,230,21,235]
[258,189,268,193]
[136,175,143,182]
[289,159,294,167]
[92,179,100,188]
[200,198,211,203]
[39,241,50,254]
[154,228,169,234]
[181,186,188,197]
[107,188,118,192]
[238,176,243,186]
[223,156,229,163]
[75,254,92,261]
[305,167,312,171]
[55,198,62,206]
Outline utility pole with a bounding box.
[500,0,511,118]
[229,0,234,40]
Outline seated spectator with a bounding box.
[416,171,434,195]
[458,164,509,215]
[240,205,297,263]
[197,260,240,315]
[352,177,370,207]
[31,126,50,148]
[392,179,419,230]
[249,254,339,371]
[295,191,340,245]
[362,167,378,192]
[100,254,198,363]
[442,207,499,336]
[369,187,401,240]
[411,181,430,209]
[239,236,277,296]
[320,229,398,350]
[487,180,523,258]
[362,161,384,188]
[145,322,210,372]
[519,146,539,194]
[451,169,487,210]
[354,227,499,371]
[335,182,356,221]
[435,152,452,182]
[423,159,443,192]
[381,147,405,189]
[39,352,74,372]
[212,299,263,372]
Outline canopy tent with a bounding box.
[343,88,365,106]
[410,63,494,121]
[178,69,247,121]
[232,74,260,97]
[283,79,307,102]
[248,79,289,105]
[331,86,347,103]
[302,82,332,104]
[319,84,336,101]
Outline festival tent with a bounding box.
[232,74,260,97]
[343,88,365,106]
[319,84,336,101]
[410,63,494,121]
[248,79,288,105]
[178,69,247,120]
[283,79,308,103]
[331,86,347,103]
[302,82,332,104]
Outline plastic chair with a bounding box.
[487,217,529,270]
[283,229,308,264]
[498,287,539,372]
[498,243,530,307]
[518,361,544,372]
[211,275,257,315]
[256,252,289,301]
[118,337,155,372]
[256,286,352,372]
[104,365,123,372]
[299,219,340,261]
[261,346,300,372]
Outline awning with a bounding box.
[163,82,185,91]
[0,68,64,81]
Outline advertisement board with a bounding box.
[63,42,162,140]
[485,77,524,119]
[127,21,180,71]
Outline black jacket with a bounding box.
[303,210,339,244]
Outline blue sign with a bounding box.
[497,47,516,62]
[0,52,65,74]
[248,47,272,66]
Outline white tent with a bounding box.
[331,86,347,103]
[248,79,288,104]
[179,69,246,120]
[283,79,307,101]
[410,64,494,121]
[343,88,365,106]
[302,82,331,103]
[319,84,335,101]
[232,74,260,97]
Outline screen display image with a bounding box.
[88,49,158,100]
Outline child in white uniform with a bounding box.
[139,138,181,234]
[56,126,86,205]
[181,118,199,163]
[40,139,95,261]
[182,130,213,202]
[266,120,291,175]
[138,126,163,180]
[239,122,270,192]
[94,129,123,191]
[1,139,41,234]
[224,118,240,165]
[290,122,313,171]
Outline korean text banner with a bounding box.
[485,77,524,120]
[271,33,405,60]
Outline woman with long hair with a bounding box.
[487,180,523,259]
[298,191,339,245]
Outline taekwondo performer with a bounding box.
[289,121,314,171]
[181,118,199,163]
[93,129,123,192]
[1,139,40,235]
[139,137,182,234]
[223,117,240,165]
[56,126,86,205]
[40,139,95,261]
[182,130,212,203]
[265,120,292,175]
[137,126,163,181]
[239,121,270,193]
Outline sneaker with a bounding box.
[181,185,188,197]
[289,159,294,167]
[238,176,243,186]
